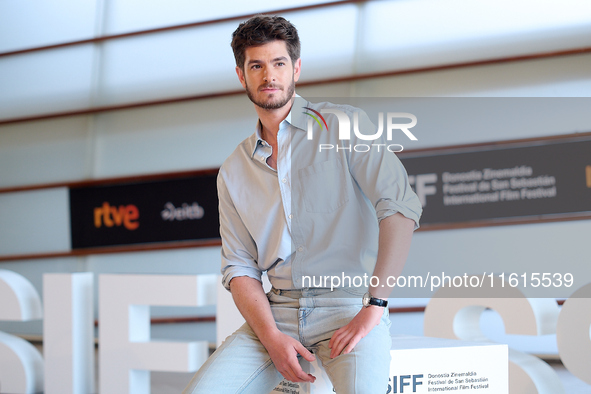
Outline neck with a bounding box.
[255,96,294,140]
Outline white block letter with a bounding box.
[99,274,216,394]
[0,269,44,393]
[424,274,563,394]
[44,273,95,394]
[557,283,591,385]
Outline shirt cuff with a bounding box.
[221,265,263,291]
[376,198,422,230]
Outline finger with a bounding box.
[289,362,316,383]
[291,351,316,382]
[295,343,316,362]
[284,366,304,383]
[329,327,345,349]
[275,356,303,383]
[331,332,356,358]
[276,365,294,383]
[342,334,361,355]
[330,332,351,358]
[278,347,316,383]
[329,335,341,358]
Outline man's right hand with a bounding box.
[261,330,317,383]
[229,276,316,383]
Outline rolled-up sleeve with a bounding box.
[347,109,422,229]
[217,172,262,290]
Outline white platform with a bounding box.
[270,336,507,394]
[216,279,508,394]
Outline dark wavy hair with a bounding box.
[231,15,300,71]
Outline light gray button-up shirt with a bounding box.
[219,97,422,290]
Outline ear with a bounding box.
[293,58,302,83]
[235,66,247,89]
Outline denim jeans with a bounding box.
[183,287,392,394]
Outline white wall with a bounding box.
[1,0,590,343]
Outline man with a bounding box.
[184,15,421,394]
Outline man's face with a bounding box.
[236,40,301,111]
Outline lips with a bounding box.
[259,84,281,92]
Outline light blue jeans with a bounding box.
[183,288,392,394]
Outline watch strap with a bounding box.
[363,292,388,308]
[368,297,388,307]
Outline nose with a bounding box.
[263,68,275,82]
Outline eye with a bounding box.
[277,62,285,66]
[251,64,261,70]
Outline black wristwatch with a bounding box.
[362,292,388,308]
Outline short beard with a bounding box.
[245,76,295,110]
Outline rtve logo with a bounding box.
[94,202,139,230]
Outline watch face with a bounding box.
[362,292,371,307]
[362,292,387,307]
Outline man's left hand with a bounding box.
[328,305,384,358]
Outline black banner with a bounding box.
[401,135,591,226]
[69,172,219,249]
[68,135,591,250]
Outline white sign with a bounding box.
[1,270,590,393]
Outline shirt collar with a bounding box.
[290,95,310,132]
[251,121,269,158]
[249,95,310,158]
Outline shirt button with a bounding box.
[297,246,304,252]
[288,214,293,219]
[282,178,287,183]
